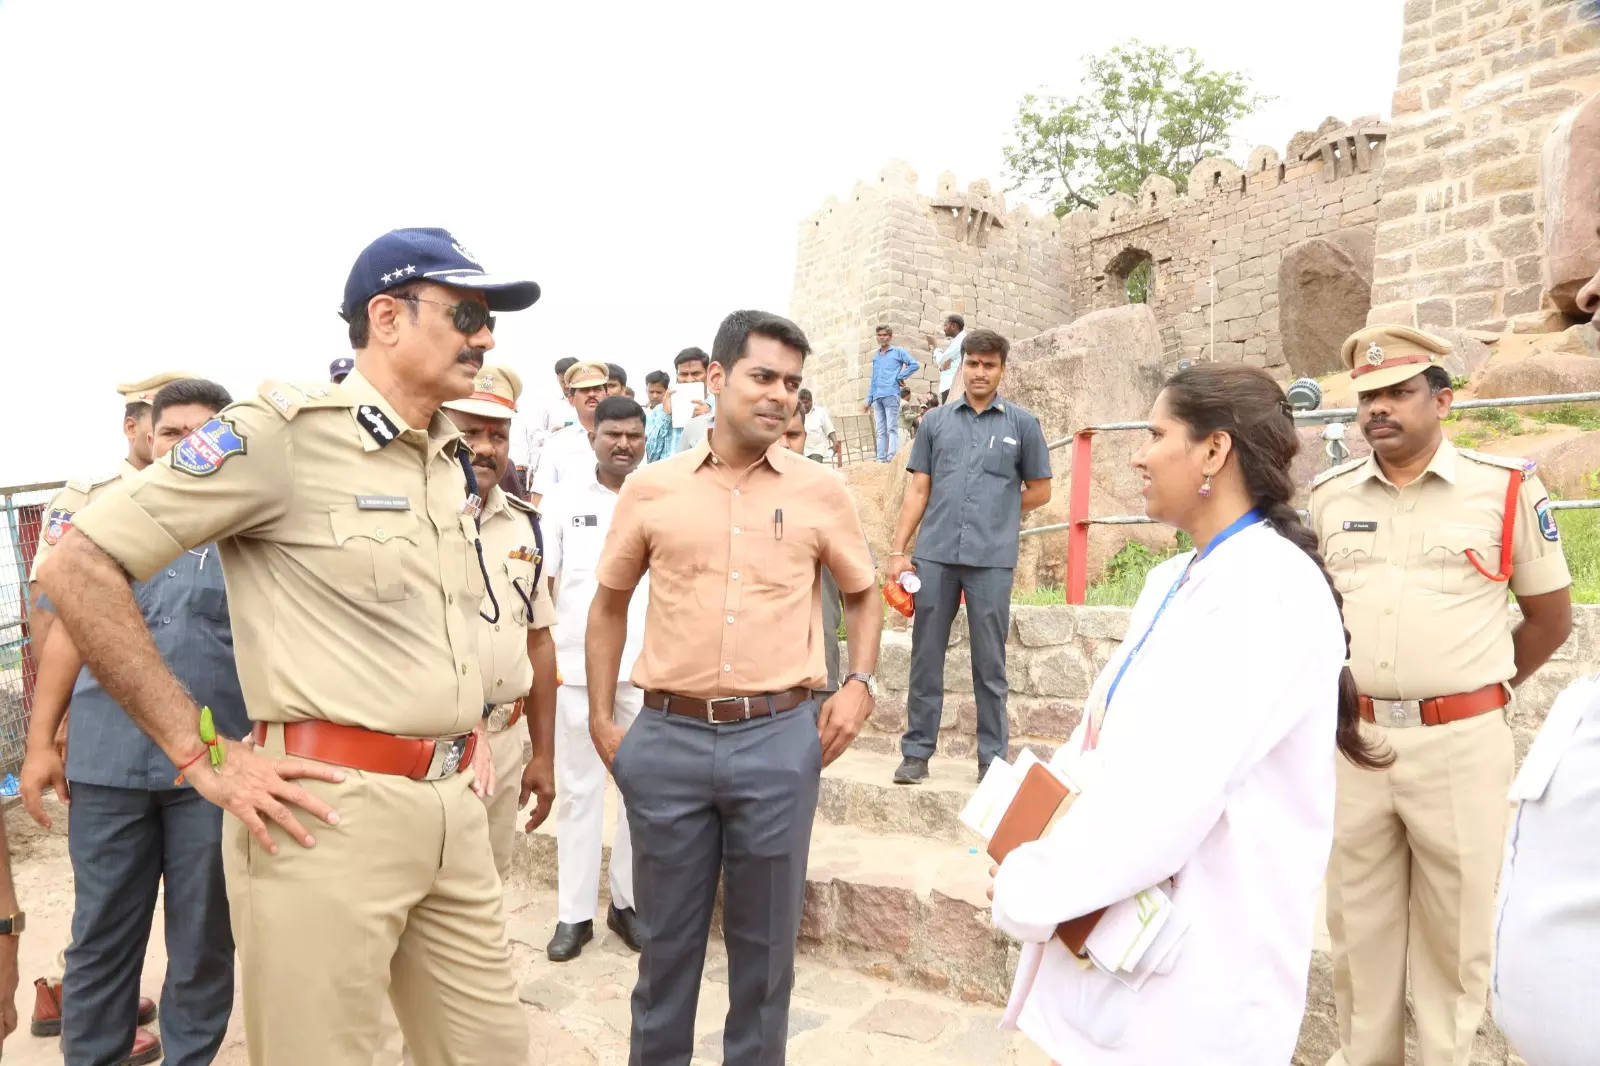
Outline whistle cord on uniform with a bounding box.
[512,578,537,620]
[476,538,501,624]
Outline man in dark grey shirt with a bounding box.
[886,329,1052,784]
[22,379,247,1066]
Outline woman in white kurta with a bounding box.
[989,363,1390,1065]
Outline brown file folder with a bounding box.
[987,762,1105,957]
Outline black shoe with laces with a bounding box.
[893,756,930,784]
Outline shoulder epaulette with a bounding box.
[63,471,122,494]
[258,380,351,421]
[1459,448,1537,481]
[1310,456,1367,490]
[505,494,540,516]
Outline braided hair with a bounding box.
[1163,363,1391,770]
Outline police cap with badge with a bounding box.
[118,371,200,407]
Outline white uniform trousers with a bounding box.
[555,683,642,923]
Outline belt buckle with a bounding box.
[424,735,470,780]
[1380,699,1423,728]
[703,696,752,724]
[486,703,513,732]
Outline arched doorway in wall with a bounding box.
[1105,247,1155,305]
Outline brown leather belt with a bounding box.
[251,721,477,781]
[1358,683,1507,728]
[644,686,811,724]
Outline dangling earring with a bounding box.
[1199,474,1212,497]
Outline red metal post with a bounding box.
[1065,430,1095,605]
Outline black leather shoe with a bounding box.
[545,920,594,962]
[893,756,929,784]
[607,904,643,953]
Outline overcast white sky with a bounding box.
[0,0,1404,484]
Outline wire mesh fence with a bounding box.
[0,482,64,778]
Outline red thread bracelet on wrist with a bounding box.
[173,748,209,786]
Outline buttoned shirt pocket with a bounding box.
[983,437,1020,478]
[1424,524,1499,595]
[328,506,419,602]
[1324,530,1375,594]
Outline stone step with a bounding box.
[510,767,1015,1005]
[816,748,979,842]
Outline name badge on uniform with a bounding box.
[356,495,411,511]
[1343,521,1378,532]
[572,514,598,527]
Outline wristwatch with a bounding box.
[0,911,26,935]
[843,672,877,695]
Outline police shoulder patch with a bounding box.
[257,379,349,421]
[1311,456,1367,491]
[171,417,248,477]
[42,508,74,546]
[1535,497,1560,542]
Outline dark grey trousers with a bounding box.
[901,558,1015,766]
[613,701,822,1066]
[63,784,234,1066]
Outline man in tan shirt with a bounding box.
[587,310,880,1066]
[442,364,559,881]
[1311,325,1573,1066]
[35,227,540,1065]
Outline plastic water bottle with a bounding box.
[0,775,18,799]
[882,572,922,618]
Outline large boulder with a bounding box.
[1527,430,1600,500]
[1432,328,1496,381]
[1279,228,1377,379]
[1476,353,1600,403]
[1002,305,1176,589]
[1543,91,1600,315]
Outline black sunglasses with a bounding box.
[395,294,496,335]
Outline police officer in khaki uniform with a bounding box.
[441,363,559,880]
[35,228,540,1065]
[1311,325,1573,1066]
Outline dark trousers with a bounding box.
[901,558,1014,766]
[613,702,821,1066]
[63,784,234,1066]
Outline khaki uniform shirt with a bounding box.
[473,485,555,708]
[595,438,875,698]
[70,369,487,738]
[1310,439,1571,700]
[30,460,141,581]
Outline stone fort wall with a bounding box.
[791,121,1391,412]
[1370,0,1600,332]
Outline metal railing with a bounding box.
[1,481,65,777]
[1028,391,1600,604]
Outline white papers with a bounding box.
[960,749,1067,842]
[1509,674,1597,802]
[670,383,704,429]
[1085,885,1189,990]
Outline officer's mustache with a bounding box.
[1365,417,1399,431]
[456,348,486,369]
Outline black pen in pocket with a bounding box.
[774,508,783,540]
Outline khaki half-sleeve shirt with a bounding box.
[473,486,555,707]
[29,461,141,582]
[1311,439,1571,700]
[595,438,875,699]
[68,369,488,738]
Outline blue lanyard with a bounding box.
[1102,509,1264,712]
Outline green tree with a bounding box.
[1003,41,1270,217]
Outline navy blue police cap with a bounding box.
[339,228,541,322]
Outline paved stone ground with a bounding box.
[0,800,1046,1066]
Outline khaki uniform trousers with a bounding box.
[223,726,526,1066]
[1324,710,1514,1066]
[484,724,529,886]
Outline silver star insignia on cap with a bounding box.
[1365,342,1386,367]
[480,372,496,391]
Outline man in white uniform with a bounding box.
[441,364,559,879]
[530,360,610,506]
[539,394,650,961]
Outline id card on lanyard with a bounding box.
[1081,510,1263,753]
